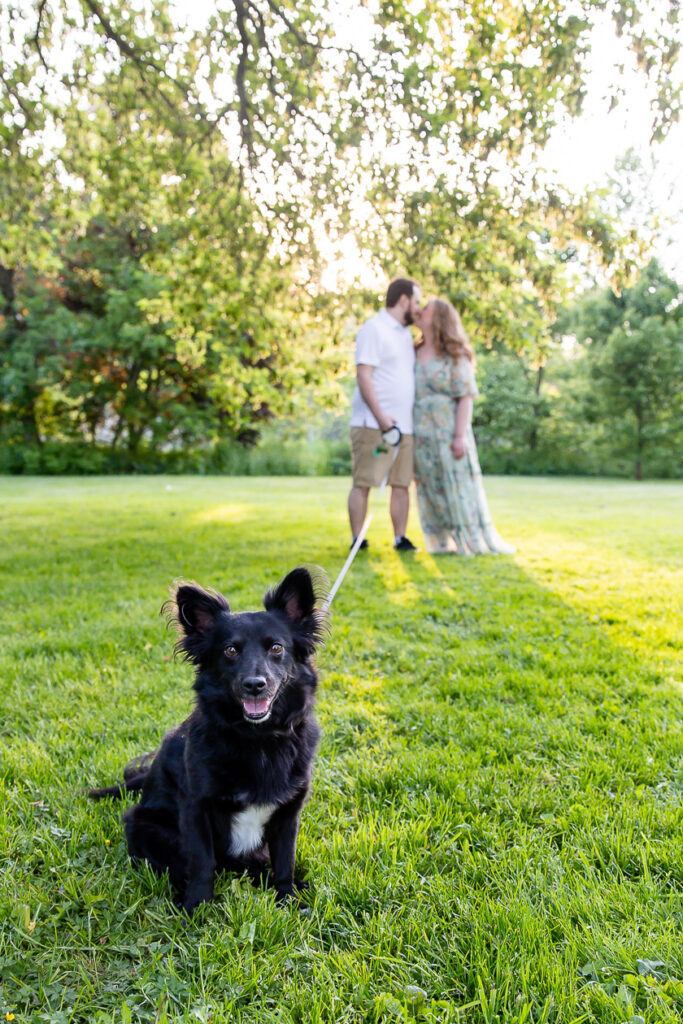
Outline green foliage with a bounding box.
[471,351,543,472]
[0,433,352,477]
[1,475,682,1022]
[346,2,680,346]
[1,0,681,467]
[1,3,351,453]
[454,262,683,479]
[0,138,347,453]
[563,261,683,478]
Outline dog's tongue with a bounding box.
[243,697,270,717]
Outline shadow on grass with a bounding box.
[318,545,683,881]
[2,479,682,1023]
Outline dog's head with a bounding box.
[163,567,328,726]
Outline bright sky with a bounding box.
[539,13,682,275]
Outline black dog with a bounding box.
[90,567,327,913]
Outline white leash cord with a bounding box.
[323,427,402,611]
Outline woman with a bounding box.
[413,298,515,555]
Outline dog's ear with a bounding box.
[265,567,315,622]
[175,584,230,634]
[162,582,230,663]
[264,566,329,655]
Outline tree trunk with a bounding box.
[528,364,544,452]
[635,414,643,480]
[1,263,43,446]
[0,263,14,315]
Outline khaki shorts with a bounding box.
[350,427,414,489]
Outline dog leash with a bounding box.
[322,426,402,611]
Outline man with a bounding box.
[348,277,422,551]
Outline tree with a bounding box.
[341,0,681,354]
[471,350,545,472]
[0,46,347,459]
[568,261,683,478]
[1,0,681,465]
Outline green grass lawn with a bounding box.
[1,475,682,1024]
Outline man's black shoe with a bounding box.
[351,537,369,550]
[394,536,417,551]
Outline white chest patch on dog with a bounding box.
[230,803,276,856]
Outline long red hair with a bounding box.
[431,299,475,365]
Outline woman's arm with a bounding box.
[451,394,473,459]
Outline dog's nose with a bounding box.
[242,676,267,696]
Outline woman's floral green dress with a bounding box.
[413,355,516,555]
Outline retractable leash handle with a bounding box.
[323,427,402,611]
[379,425,401,449]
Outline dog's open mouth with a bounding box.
[241,696,273,722]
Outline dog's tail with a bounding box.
[88,775,146,800]
[88,751,156,801]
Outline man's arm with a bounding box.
[356,364,395,433]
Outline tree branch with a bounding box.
[263,0,375,76]
[233,0,255,162]
[79,0,205,122]
[32,0,50,72]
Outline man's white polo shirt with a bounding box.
[350,308,415,435]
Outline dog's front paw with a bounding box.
[180,898,206,917]
[181,884,213,916]
[274,885,296,905]
[275,884,310,911]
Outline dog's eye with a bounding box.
[269,642,284,656]
[224,645,238,658]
